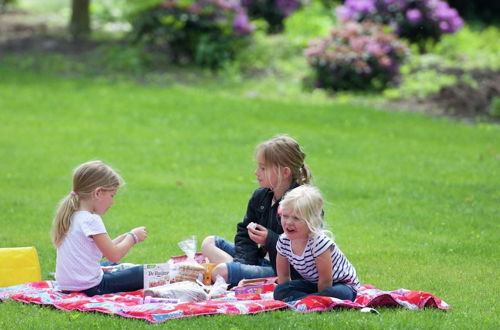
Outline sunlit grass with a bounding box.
[0,66,498,328]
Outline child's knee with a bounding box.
[201,236,216,253]
[211,263,228,282]
[273,282,289,301]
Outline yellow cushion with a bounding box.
[0,247,41,287]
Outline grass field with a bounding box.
[0,66,498,329]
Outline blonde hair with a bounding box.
[256,135,312,186]
[51,160,124,247]
[280,185,326,238]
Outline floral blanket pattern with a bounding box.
[0,282,450,323]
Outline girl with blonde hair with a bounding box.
[51,160,147,296]
[274,185,359,302]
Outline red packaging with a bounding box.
[234,277,278,296]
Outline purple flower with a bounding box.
[336,5,353,21]
[276,0,300,17]
[233,11,254,36]
[406,9,422,23]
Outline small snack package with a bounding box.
[143,263,170,289]
[168,236,206,283]
[202,263,216,285]
[233,277,278,296]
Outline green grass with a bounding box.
[0,64,499,329]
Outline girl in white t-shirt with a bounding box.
[274,185,359,302]
[51,160,147,296]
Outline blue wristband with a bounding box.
[127,232,138,244]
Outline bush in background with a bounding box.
[336,0,463,51]
[242,0,306,33]
[304,20,409,91]
[446,0,500,25]
[130,0,254,69]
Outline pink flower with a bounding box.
[406,9,422,23]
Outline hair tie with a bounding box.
[70,191,77,196]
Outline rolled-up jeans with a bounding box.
[214,236,275,286]
[274,279,357,303]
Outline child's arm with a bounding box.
[315,248,333,292]
[92,227,147,263]
[112,233,128,244]
[276,253,291,284]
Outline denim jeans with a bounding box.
[215,236,275,285]
[83,265,144,296]
[274,279,357,302]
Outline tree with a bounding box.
[69,0,91,40]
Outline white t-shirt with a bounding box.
[276,233,360,291]
[55,211,107,291]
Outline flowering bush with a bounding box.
[336,0,464,49]
[242,0,305,33]
[304,21,409,91]
[130,0,254,69]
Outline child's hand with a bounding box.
[131,226,147,243]
[248,223,268,245]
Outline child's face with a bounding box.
[93,189,117,216]
[254,153,280,189]
[280,207,310,241]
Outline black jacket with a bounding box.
[233,184,302,280]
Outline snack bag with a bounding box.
[144,281,208,302]
[233,277,278,296]
[202,263,216,285]
[169,236,206,283]
[143,263,170,289]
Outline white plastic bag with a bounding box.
[144,281,208,302]
[169,236,205,282]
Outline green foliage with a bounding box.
[242,0,304,34]
[384,66,457,100]
[489,97,500,117]
[429,25,500,70]
[284,0,334,44]
[384,25,500,101]
[128,0,254,69]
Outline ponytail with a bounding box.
[297,164,312,185]
[51,193,79,247]
[257,135,313,187]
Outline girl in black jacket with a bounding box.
[201,135,313,285]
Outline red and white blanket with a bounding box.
[0,281,450,323]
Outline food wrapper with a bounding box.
[143,263,170,289]
[144,281,208,302]
[233,277,278,296]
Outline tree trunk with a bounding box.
[69,0,91,40]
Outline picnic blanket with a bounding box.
[0,281,450,323]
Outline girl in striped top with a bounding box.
[274,185,359,302]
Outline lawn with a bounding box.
[0,66,498,329]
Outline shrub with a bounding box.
[304,20,409,91]
[130,0,254,69]
[336,0,464,50]
[446,0,500,25]
[490,97,500,118]
[242,0,305,33]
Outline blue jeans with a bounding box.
[274,279,357,303]
[215,236,275,285]
[83,265,144,296]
